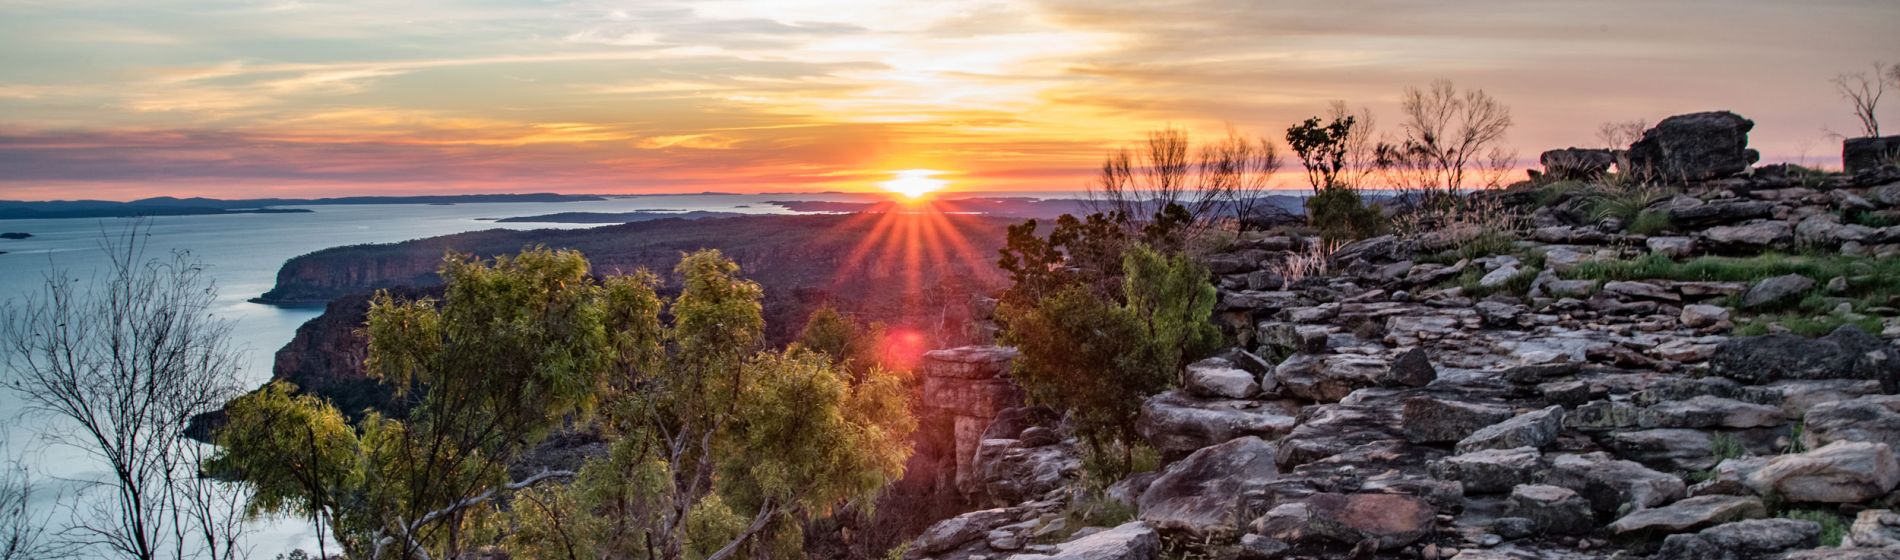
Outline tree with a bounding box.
[0,444,68,560]
[212,247,630,559]
[1090,127,1282,230]
[1596,119,1649,151]
[1,226,250,560]
[997,244,1221,473]
[1834,62,1890,137]
[1193,128,1285,230]
[1286,115,1357,192]
[205,383,360,559]
[996,212,1130,306]
[1120,245,1222,387]
[517,250,914,560]
[1383,80,1516,193]
[794,304,886,375]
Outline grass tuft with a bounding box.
[1781,509,1850,546]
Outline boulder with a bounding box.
[1802,394,1900,449]
[1566,399,1640,432]
[1745,441,1900,503]
[1137,436,1280,536]
[1135,391,1298,458]
[1604,280,1681,303]
[1704,221,1793,250]
[1387,347,1437,388]
[1301,492,1437,550]
[1845,508,1900,549]
[1607,495,1766,535]
[1429,447,1545,494]
[973,438,1081,504]
[1680,304,1730,328]
[1626,111,1760,182]
[1669,201,1774,229]
[1184,358,1261,399]
[1740,274,1814,309]
[1843,135,1900,174]
[1606,428,1718,471]
[1653,518,1821,560]
[1540,147,1616,180]
[1402,395,1515,444]
[1507,484,1596,535]
[1274,353,1390,403]
[1456,406,1565,453]
[1235,534,1289,559]
[1544,452,1687,516]
[1709,326,1899,391]
[1647,236,1699,258]
[914,508,1020,554]
[1639,396,1786,429]
[1007,521,1159,560]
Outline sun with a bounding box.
[879,169,948,199]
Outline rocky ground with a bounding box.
[900,114,1900,559]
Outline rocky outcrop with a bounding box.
[1844,135,1900,174]
[921,346,1027,497]
[913,124,1900,559]
[1626,111,1760,182]
[1136,436,1279,537]
[1539,148,1615,180]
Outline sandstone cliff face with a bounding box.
[918,346,1026,496]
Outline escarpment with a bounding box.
[901,113,1900,559]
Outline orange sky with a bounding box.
[2,0,1897,201]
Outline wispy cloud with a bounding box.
[1,0,1895,199]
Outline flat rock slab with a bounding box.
[1456,406,1565,453]
[1005,521,1158,560]
[1135,391,1298,458]
[1137,436,1280,537]
[1301,492,1437,550]
[1608,495,1766,534]
[1746,441,1900,503]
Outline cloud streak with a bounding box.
[1,0,1895,199]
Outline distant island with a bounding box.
[491,210,748,224]
[0,232,29,239]
[0,193,607,220]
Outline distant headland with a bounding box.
[0,193,607,220]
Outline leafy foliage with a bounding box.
[998,244,1221,474]
[1304,186,1385,242]
[1285,115,1356,192]
[215,248,915,560]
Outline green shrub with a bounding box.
[1584,185,1661,223]
[1710,432,1747,461]
[999,245,1220,476]
[1781,509,1849,546]
[1305,187,1385,242]
[1629,210,1672,235]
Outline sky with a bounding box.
[1,0,1896,201]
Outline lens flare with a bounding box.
[879,169,947,199]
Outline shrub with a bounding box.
[1781,509,1849,546]
[1628,209,1672,235]
[999,244,1222,475]
[1305,187,1385,242]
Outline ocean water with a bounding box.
[0,189,1288,555]
[0,192,908,556]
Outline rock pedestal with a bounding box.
[1844,135,1900,174]
[921,346,1025,496]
